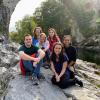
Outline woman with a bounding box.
[48,28,60,53]
[32,27,42,46]
[36,33,50,67]
[50,42,83,89]
[63,35,77,78]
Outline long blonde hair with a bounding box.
[48,28,57,38]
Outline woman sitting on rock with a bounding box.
[50,42,83,89]
[36,33,50,68]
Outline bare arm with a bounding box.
[42,40,50,52]
[56,36,61,43]
[19,51,39,62]
[59,61,68,78]
[69,61,76,66]
[50,61,58,76]
[44,43,50,52]
[38,49,45,60]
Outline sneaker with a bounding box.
[75,78,83,87]
[37,73,45,80]
[32,76,39,85]
[42,63,50,69]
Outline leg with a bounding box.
[45,50,50,63]
[33,59,43,77]
[22,60,34,75]
[58,74,76,89]
[51,75,60,85]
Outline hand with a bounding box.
[55,74,60,82]
[56,76,60,82]
[33,62,38,67]
[33,58,40,62]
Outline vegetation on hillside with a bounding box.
[9,0,100,43]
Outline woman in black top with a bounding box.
[63,35,83,87]
[50,42,83,89]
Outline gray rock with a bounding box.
[0,42,100,100]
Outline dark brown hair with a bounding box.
[33,27,42,38]
[24,33,31,40]
[51,42,64,64]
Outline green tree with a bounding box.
[60,0,95,37]
[34,0,69,35]
[15,15,37,43]
[9,31,19,42]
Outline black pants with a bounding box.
[43,50,50,63]
[51,74,76,89]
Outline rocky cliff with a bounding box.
[0,42,100,100]
[0,0,19,39]
[77,34,100,64]
[0,0,85,43]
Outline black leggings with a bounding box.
[51,74,76,89]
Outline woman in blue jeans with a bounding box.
[50,42,83,89]
[36,33,50,67]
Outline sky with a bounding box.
[9,0,45,32]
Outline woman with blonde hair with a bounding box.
[36,33,50,68]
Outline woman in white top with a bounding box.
[36,33,50,67]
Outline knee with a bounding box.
[58,82,69,89]
[51,76,57,85]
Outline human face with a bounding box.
[63,36,71,47]
[40,35,46,43]
[24,36,32,47]
[35,28,41,36]
[54,44,62,56]
[49,30,55,38]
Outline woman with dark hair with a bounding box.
[50,42,83,89]
[32,27,42,46]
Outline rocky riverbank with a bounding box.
[0,42,100,100]
[77,34,100,65]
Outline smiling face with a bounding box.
[33,27,42,38]
[49,30,55,38]
[24,35,32,47]
[63,35,72,47]
[40,34,46,43]
[54,44,62,56]
[35,28,41,36]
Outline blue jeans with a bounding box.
[22,60,42,77]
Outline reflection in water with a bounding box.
[77,47,100,65]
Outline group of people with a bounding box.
[19,27,83,88]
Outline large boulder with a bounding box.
[0,42,20,96]
[0,42,100,100]
[77,34,100,64]
[0,0,19,39]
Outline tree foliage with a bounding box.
[60,0,95,37]
[11,15,37,43]
[34,0,70,35]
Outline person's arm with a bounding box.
[44,41,50,52]
[19,51,39,62]
[56,35,61,43]
[69,61,76,66]
[37,49,45,60]
[59,61,68,78]
[50,61,58,76]
[69,47,77,66]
